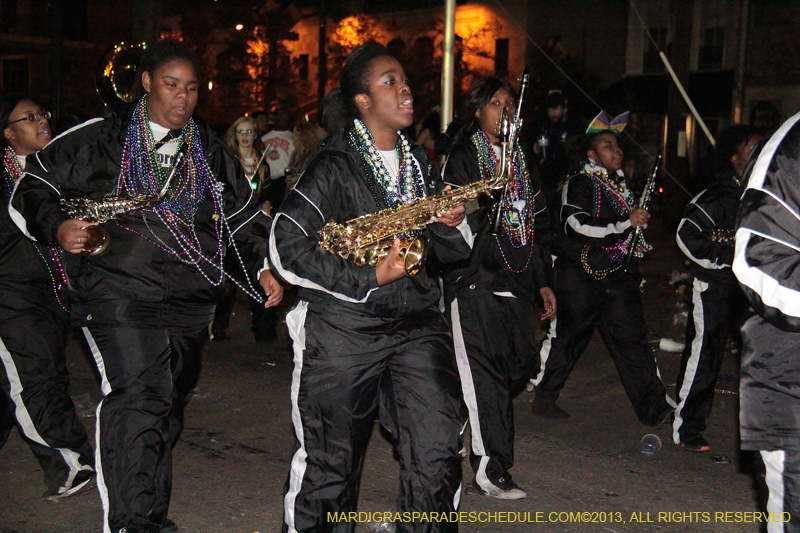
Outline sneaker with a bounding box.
[474,475,527,500]
[45,470,95,501]
[530,397,570,419]
[644,407,674,427]
[210,328,228,341]
[681,433,710,452]
[160,519,179,533]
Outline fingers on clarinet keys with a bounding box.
[80,225,110,256]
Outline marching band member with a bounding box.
[439,76,555,500]
[673,125,759,452]
[11,40,281,533]
[531,112,673,426]
[1,95,95,500]
[270,41,470,533]
[734,111,800,533]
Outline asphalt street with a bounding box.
[0,221,765,533]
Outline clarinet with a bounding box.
[622,154,661,273]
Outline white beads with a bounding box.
[352,119,421,207]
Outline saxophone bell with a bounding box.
[81,225,110,256]
[398,237,429,277]
[358,236,429,277]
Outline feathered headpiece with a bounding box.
[586,111,630,135]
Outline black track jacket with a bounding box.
[270,128,471,318]
[734,111,800,451]
[676,173,742,285]
[440,138,552,303]
[556,166,638,274]
[10,106,270,329]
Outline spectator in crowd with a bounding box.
[224,115,269,193]
[212,116,273,343]
[532,90,581,207]
[251,109,269,137]
[416,107,441,162]
[284,117,323,190]
[261,106,294,210]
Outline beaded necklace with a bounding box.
[117,97,208,221]
[113,97,264,303]
[584,161,637,217]
[471,129,534,273]
[2,146,69,312]
[578,162,650,279]
[349,119,425,209]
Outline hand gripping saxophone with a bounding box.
[319,69,530,277]
[60,143,189,255]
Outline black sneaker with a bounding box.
[531,397,570,419]
[160,519,179,533]
[45,469,95,501]
[474,475,527,500]
[681,433,710,452]
[645,407,674,427]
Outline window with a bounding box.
[1,56,29,93]
[298,54,309,81]
[643,27,667,74]
[698,27,724,70]
[495,38,509,77]
[1,0,18,32]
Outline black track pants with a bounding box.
[83,324,205,533]
[282,301,464,533]
[761,450,800,533]
[673,278,744,443]
[449,292,539,490]
[0,284,93,496]
[534,266,671,425]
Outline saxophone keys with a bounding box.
[364,247,381,267]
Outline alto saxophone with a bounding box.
[319,69,531,277]
[61,143,189,255]
[319,111,516,277]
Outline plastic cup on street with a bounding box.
[641,434,662,456]
[659,338,685,352]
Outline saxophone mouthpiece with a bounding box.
[500,108,510,144]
